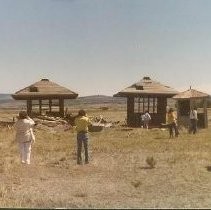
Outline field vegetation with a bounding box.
[0,100,211,208]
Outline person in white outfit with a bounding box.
[14,111,35,164]
[143,110,151,129]
[189,107,198,134]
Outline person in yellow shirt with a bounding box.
[167,108,179,138]
[74,109,92,165]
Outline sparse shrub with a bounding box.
[59,157,66,162]
[74,192,88,198]
[146,156,156,168]
[131,180,141,188]
[100,106,109,111]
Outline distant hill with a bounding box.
[0,94,12,100]
[0,94,126,108]
[2,94,211,109]
[66,95,126,105]
[0,94,13,103]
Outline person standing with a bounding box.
[14,111,35,165]
[167,108,179,138]
[142,110,151,129]
[189,107,198,134]
[140,113,145,128]
[74,110,92,165]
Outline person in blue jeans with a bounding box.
[189,107,198,134]
[74,110,92,165]
[167,108,179,138]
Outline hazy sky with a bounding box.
[1,0,211,96]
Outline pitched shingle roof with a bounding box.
[173,88,209,99]
[114,76,178,97]
[12,79,78,100]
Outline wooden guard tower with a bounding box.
[114,76,178,127]
[12,79,78,117]
[173,87,209,128]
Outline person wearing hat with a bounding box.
[14,111,35,164]
[74,109,92,165]
[167,108,179,138]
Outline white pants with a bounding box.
[19,142,32,164]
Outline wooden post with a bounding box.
[153,97,155,113]
[39,99,42,115]
[49,99,52,113]
[143,97,145,112]
[59,98,64,117]
[27,100,32,116]
[176,100,180,126]
[189,99,193,111]
[157,97,167,125]
[138,97,140,113]
[204,98,208,128]
[127,96,134,126]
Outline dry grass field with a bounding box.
[1,104,211,208]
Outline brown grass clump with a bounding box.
[131,180,142,188]
[146,156,156,168]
